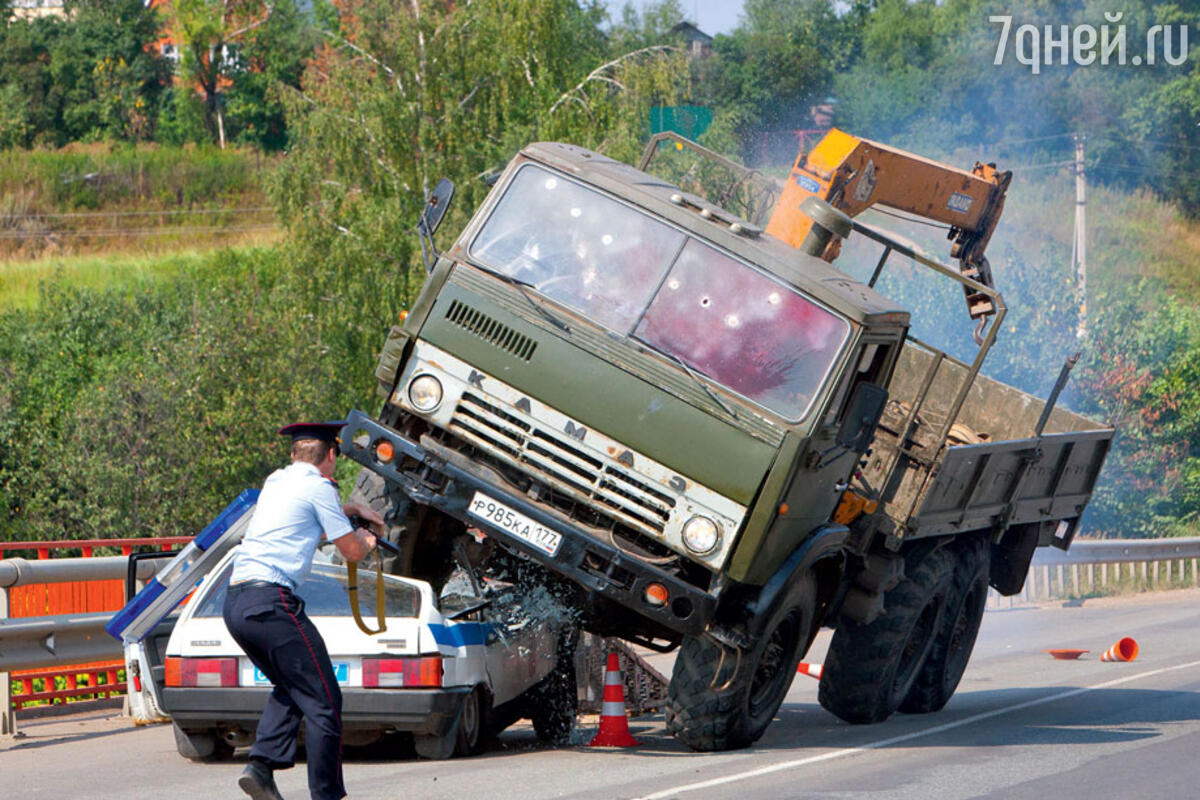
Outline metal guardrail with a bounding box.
[2,556,164,736]
[0,556,156,588]
[1033,537,1200,564]
[990,537,1200,609]
[0,613,121,672]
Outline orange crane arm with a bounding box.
[765,129,1012,320]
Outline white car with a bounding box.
[133,547,577,761]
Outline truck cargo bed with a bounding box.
[864,341,1113,546]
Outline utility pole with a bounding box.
[1072,133,1087,339]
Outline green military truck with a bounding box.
[338,141,1112,751]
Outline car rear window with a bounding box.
[192,560,421,619]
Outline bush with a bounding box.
[0,244,403,541]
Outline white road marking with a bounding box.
[635,658,1200,800]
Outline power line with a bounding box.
[1092,134,1200,155]
[984,132,1078,148]
[1091,163,1200,182]
[1008,160,1075,171]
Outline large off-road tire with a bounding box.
[349,468,471,590]
[900,535,990,714]
[819,547,954,724]
[528,632,578,744]
[666,572,816,751]
[172,722,233,762]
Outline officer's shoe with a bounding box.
[238,760,285,800]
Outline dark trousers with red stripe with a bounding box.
[224,583,345,800]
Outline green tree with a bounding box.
[222,0,318,149]
[0,15,59,146]
[52,0,168,141]
[170,0,278,147]
[0,1,165,145]
[605,0,685,53]
[698,0,859,163]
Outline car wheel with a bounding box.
[172,722,233,762]
[454,686,488,756]
[413,729,457,760]
[414,687,485,760]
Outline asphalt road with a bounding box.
[5,588,1200,800]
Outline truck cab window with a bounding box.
[636,238,849,420]
[470,164,684,332]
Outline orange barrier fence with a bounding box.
[0,537,192,561]
[11,666,126,710]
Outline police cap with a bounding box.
[277,420,347,444]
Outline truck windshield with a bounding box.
[470,164,850,419]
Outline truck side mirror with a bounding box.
[419,178,455,237]
[838,383,887,453]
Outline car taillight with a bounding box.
[164,657,239,687]
[362,656,443,688]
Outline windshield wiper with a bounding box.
[666,353,739,421]
[479,267,570,335]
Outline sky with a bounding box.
[603,0,746,36]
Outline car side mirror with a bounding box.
[419,178,455,238]
[837,383,887,453]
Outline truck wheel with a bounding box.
[348,469,417,575]
[172,722,233,762]
[529,633,578,744]
[819,547,954,724]
[666,571,816,751]
[900,536,989,714]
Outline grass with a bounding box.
[0,240,279,312]
[0,143,277,261]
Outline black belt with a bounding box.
[229,579,284,591]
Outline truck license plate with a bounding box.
[468,492,562,556]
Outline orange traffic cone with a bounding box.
[796,662,823,679]
[589,652,640,747]
[1100,637,1139,662]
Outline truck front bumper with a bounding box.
[341,410,715,638]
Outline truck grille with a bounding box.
[447,392,675,536]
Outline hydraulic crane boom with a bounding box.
[765,128,1012,320]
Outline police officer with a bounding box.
[223,421,382,800]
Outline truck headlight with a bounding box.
[682,515,720,554]
[408,374,443,412]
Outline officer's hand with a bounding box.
[343,503,385,534]
[359,530,378,554]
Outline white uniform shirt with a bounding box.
[229,461,355,591]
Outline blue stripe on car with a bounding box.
[427,622,488,647]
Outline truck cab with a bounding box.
[344,142,905,644]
